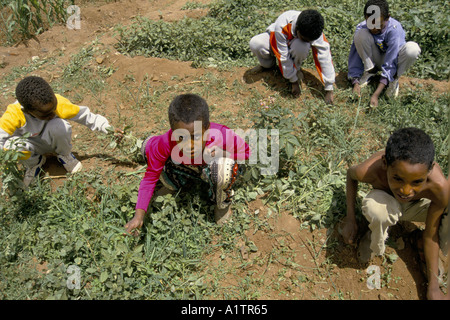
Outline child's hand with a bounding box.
[105,127,125,149]
[113,128,125,144]
[123,209,145,236]
[352,83,361,97]
[339,215,358,245]
[369,94,379,109]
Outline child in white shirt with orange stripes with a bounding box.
[249,9,336,104]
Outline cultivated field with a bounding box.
[0,0,448,301]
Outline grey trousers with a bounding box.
[4,118,73,168]
[353,28,421,78]
[249,31,310,72]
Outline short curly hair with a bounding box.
[15,76,55,111]
[295,9,324,42]
[168,94,210,130]
[385,127,435,171]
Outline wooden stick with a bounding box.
[42,175,67,180]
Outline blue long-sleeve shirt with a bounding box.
[348,18,406,84]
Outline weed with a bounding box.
[0,0,72,45]
[116,0,449,80]
[0,135,29,196]
[0,0,448,300]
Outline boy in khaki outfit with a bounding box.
[340,127,449,300]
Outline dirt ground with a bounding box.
[0,0,448,300]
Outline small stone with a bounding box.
[378,293,389,300]
[240,246,248,260]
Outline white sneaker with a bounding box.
[57,153,82,173]
[385,79,399,98]
[24,155,46,187]
[359,71,376,88]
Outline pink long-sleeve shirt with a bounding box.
[136,122,251,212]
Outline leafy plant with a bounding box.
[0,0,448,301]
[105,125,145,163]
[0,134,30,197]
[0,0,72,44]
[116,0,449,80]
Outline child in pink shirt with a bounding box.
[124,94,250,234]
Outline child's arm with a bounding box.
[66,105,111,133]
[54,95,112,133]
[124,134,171,235]
[341,152,383,244]
[311,34,335,93]
[379,22,405,85]
[124,168,163,236]
[341,164,361,244]
[369,82,386,108]
[270,30,298,84]
[0,103,26,149]
[124,168,165,236]
[423,171,449,299]
[423,202,447,300]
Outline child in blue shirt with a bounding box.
[347,0,421,108]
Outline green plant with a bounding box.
[1,0,448,300]
[0,134,30,196]
[0,0,72,44]
[105,125,145,163]
[0,170,218,299]
[115,0,449,80]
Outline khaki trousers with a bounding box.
[362,189,448,255]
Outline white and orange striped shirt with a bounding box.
[267,10,335,90]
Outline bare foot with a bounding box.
[352,83,361,97]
